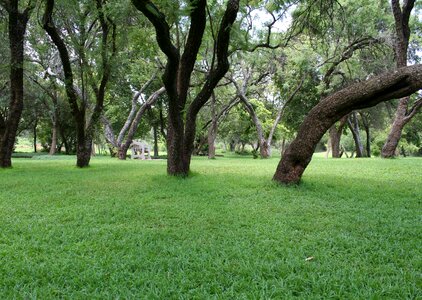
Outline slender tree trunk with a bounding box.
[49,121,58,155]
[360,112,371,157]
[76,136,92,168]
[273,64,422,184]
[328,115,348,158]
[381,0,416,157]
[365,127,371,157]
[117,87,165,160]
[347,112,364,157]
[153,124,159,158]
[208,93,217,159]
[33,120,37,153]
[0,3,30,168]
[382,97,408,157]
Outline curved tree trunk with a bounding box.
[133,0,239,177]
[382,97,408,157]
[43,0,115,168]
[273,64,422,184]
[0,2,31,168]
[118,87,165,160]
[381,0,415,157]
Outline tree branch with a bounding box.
[404,97,422,121]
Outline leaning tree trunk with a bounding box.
[381,0,415,158]
[118,87,165,160]
[0,3,30,168]
[273,64,422,184]
[382,97,408,157]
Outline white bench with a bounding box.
[130,141,152,160]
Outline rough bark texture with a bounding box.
[273,64,422,184]
[381,0,416,158]
[0,1,31,168]
[132,0,239,176]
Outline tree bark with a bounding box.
[273,64,422,184]
[382,97,408,157]
[153,124,159,158]
[133,0,239,176]
[208,93,217,159]
[43,0,116,167]
[117,87,165,160]
[359,112,371,157]
[49,121,58,155]
[347,112,364,157]
[328,115,348,158]
[381,0,416,158]
[33,120,37,153]
[0,1,31,168]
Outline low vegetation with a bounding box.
[0,156,420,298]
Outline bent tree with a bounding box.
[273,64,422,184]
[103,85,165,160]
[382,0,422,157]
[42,0,117,167]
[132,0,240,176]
[0,0,32,168]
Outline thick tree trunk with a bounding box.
[259,139,270,158]
[273,64,422,184]
[167,119,189,176]
[0,3,30,168]
[118,145,128,160]
[76,137,92,168]
[133,0,239,177]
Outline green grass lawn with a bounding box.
[0,155,421,299]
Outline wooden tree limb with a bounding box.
[132,0,179,101]
[185,0,240,122]
[404,97,422,122]
[178,0,207,108]
[116,72,159,145]
[42,0,82,122]
[323,37,380,88]
[267,75,305,146]
[274,64,422,184]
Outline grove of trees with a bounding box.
[1,0,421,184]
